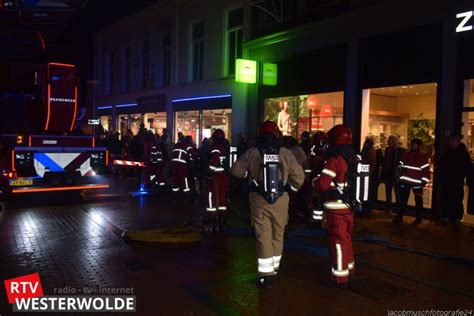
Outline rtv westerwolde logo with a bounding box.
[3,273,136,312]
[4,272,44,304]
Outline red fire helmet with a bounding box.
[258,121,280,138]
[326,125,352,146]
[212,129,225,140]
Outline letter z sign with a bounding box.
[457,11,473,33]
[4,273,44,304]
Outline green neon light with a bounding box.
[262,63,277,86]
[235,59,257,84]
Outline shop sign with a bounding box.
[306,95,319,110]
[235,59,257,84]
[319,104,333,117]
[88,119,100,125]
[456,11,473,33]
[262,63,278,86]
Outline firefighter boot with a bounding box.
[202,214,217,233]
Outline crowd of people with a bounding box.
[96,121,474,289]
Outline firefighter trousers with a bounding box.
[249,192,289,276]
[399,185,423,219]
[326,210,355,284]
[171,161,190,192]
[205,173,230,213]
[145,163,165,187]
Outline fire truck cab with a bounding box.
[0,63,108,208]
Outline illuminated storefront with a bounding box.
[172,95,232,146]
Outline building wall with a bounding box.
[92,0,247,143]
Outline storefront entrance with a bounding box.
[460,79,474,226]
[361,83,437,209]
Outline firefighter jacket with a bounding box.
[171,141,190,165]
[398,150,430,187]
[144,141,163,165]
[209,143,228,173]
[310,145,325,176]
[231,147,305,194]
[313,155,350,212]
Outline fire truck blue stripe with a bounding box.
[34,153,64,172]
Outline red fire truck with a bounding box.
[0,62,109,210]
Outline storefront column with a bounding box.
[344,39,362,149]
[434,19,461,219]
[439,19,460,151]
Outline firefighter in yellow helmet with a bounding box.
[231,121,305,288]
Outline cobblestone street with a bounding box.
[1,177,474,315]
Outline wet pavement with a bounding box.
[1,176,474,315]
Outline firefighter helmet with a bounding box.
[326,125,352,146]
[258,121,280,138]
[212,129,225,140]
[312,131,326,145]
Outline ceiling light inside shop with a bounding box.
[402,86,407,88]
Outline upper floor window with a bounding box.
[104,51,114,96]
[225,7,243,76]
[162,32,171,86]
[143,37,152,88]
[125,45,132,92]
[190,21,204,81]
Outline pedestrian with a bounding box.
[313,125,356,289]
[360,136,377,216]
[236,134,248,158]
[202,129,231,232]
[381,135,406,213]
[231,121,305,288]
[393,138,430,225]
[439,135,472,230]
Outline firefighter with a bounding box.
[310,131,326,222]
[231,121,305,288]
[171,135,191,193]
[393,138,430,225]
[312,125,355,288]
[203,129,231,232]
[143,132,166,188]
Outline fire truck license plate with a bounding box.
[10,180,33,186]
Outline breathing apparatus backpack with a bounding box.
[332,154,370,212]
[250,141,285,204]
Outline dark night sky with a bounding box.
[59,0,160,82]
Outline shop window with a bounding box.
[361,83,437,209]
[190,21,204,81]
[100,116,112,133]
[225,7,243,76]
[202,109,232,142]
[175,110,200,145]
[264,91,344,140]
[162,32,171,86]
[175,109,232,147]
[144,112,167,135]
[130,114,142,136]
[118,114,129,138]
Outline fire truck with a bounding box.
[0,62,109,210]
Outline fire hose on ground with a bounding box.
[121,224,201,243]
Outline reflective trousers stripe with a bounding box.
[273,255,282,269]
[258,258,274,273]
